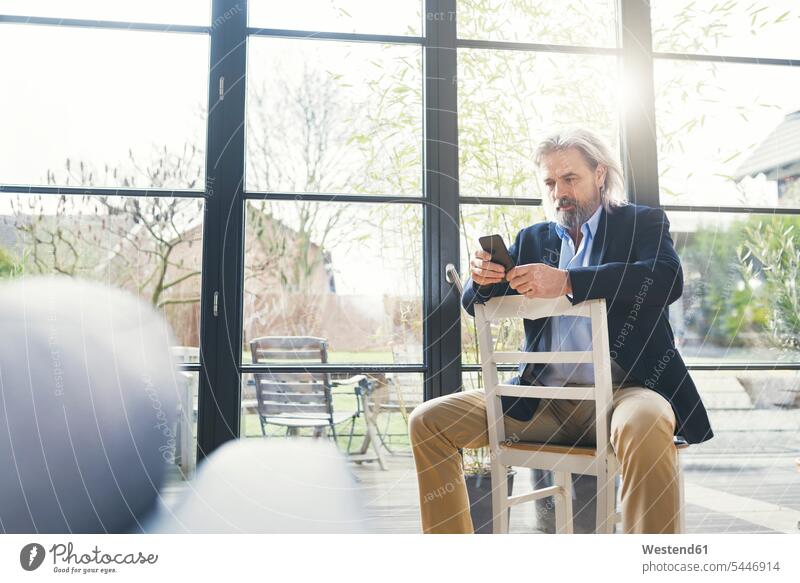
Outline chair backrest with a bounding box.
[249,336,333,420]
[474,295,613,458]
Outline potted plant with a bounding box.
[462,446,515,534]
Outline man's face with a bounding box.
[541,147,605,231]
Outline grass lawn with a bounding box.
[241,350,397,364]
[240,391,412,452]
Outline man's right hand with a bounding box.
[470,249,506,286]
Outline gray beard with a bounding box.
[555,199,597,231]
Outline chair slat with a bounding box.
[506,486,562,507]
[480,295,592,321]
[492,350,593,364]
[255,371,329,383]
[494,384,595,401]
[260,403,329,415]
[258,380,325,392]
[255,350,323,360]
[259,392,327,404]
[251,336,327,350]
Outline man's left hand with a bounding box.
[506,263,572,298]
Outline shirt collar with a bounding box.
[554,203,603,242]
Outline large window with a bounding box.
[651,0,800,369]
[239,3,426,463]
[456,0,623,370]
[0,4,209,475]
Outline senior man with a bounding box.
[409,127,713,534]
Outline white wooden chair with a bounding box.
[448,263,688,535]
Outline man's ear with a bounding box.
[596,164,607,190]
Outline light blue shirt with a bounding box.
[533,204,628,387]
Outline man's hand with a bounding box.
[507,263,573,298]
[470,249,506,286]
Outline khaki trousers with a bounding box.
[409,386,679,534]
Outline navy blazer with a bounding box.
[462,202,714,445]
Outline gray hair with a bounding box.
[534,127,626,213]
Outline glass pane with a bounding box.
[242,200,423,364]
[249,0,422,36]
[458,49,621,198]
[668,210,800,363]
[459,203,547,364]
[246,38,422,195]
[241,371,422,453]
[0,24,208,189]
[651,0,800,59]
[457,0,617,47]
[0,194,204,351]
[164,370,198,485]
[0,0,210,25]
[654,60,800,208]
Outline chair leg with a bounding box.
[375,411,399,455]
[341,419,354,453]
[554,471,574,534]
[595,463,616,534]
[676,450,686,534]
[490,460,509,534]
[329,418,360,456]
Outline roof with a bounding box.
[735,110,800,181]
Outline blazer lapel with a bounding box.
[588,206,611,266]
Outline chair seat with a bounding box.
[503,442,598,457]
[502,439,689,458]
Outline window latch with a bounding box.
[213,291,219,317]
[219,76,225,101]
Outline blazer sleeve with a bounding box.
[461,229,523,316]
[567,206,684,307]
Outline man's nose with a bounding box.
[554,183,570,199]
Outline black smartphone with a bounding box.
[478,234,516,273]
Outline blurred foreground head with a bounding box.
[0,276,179,533]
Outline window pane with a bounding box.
[249,0,422,36]
[241,372,422,454]
[0,25,208,189]
[458,49,621,198]
[459,203,547,364]
[246,38,422,195]
[457,0,617,47]
[668,210,800,363]
[0,194,204,351]
[651,0,800,59]
[0,0,210,25]
[242,200,423,364]
[165,370,199,484]
[654,60,800,208]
